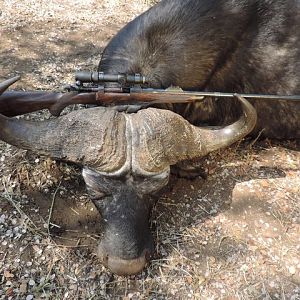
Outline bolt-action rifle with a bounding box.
[1,72,300,117]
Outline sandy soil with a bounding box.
[0,1,299,299]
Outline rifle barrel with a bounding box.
[134,88,300,102]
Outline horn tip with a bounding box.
[0,75,21,95]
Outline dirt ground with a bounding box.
[0,1,300,299]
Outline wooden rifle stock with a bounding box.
[0,91,77,117]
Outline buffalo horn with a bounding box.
[130,94,257,173]
[0,107,127,172]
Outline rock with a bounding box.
[289,266,296,275]
[19,282,27,294]
[4,270,14,278]
[28,279,35,286]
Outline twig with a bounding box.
[1,251,8,263]
[47,180,62,236]
[70,207,80,215]
[49,222,61,228]
[249,129,265,149]
[198,204,210,215]
[39,243,90,248]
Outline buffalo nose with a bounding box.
[97,246,152,275]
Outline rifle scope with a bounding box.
[75,71,148,85]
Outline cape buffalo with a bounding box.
[95,0,299,273]
[0,0,299,275]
